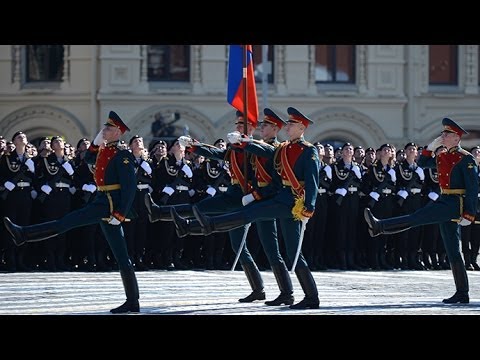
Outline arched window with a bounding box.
[252,45,274,83]
[429,45,458,85]
[26,45,64,82]
[147,45,190,81]
[315,45,355,83]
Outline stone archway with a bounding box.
[0,105,87,145]
[308,107,388,148]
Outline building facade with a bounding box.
[1,45,479,150]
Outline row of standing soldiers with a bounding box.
[2,132,480,274]
[0,133,235,272]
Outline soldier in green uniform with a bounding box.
[171,107,320,309]
[4,111,140,313]
[364,118,479,304]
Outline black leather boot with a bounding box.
[110,264,140,313]
[442,261,469,304]
[4,217,59,246]
[363,209,411,237]
[265,263,294,306]
[192,205,246,235]
[170,208,208,238]
[144,193,193,223]
[238,262,265,302]
[289,267,319,309]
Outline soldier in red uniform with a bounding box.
[365,118,479,304]
[4,111,140,313]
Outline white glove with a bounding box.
[397,190,409,199]
[181,164,193,178]
[206,186,216,197]
[83,184,96,193]
[69,186,76,195]
[428,192,439,201]
[25,158,35,173]
[140,161,152,175]
[41,184,52,195]
[323,165,332,180]
[459,217,472,226]
[93,130,104,146]
[242,193,255,206]
[414,167,425,180]
[427,136,443,151]
[352,165,362,179]
[148,185,153,194]
[188,189,195,197]
[162,186,175,196]
[369,191,380,201]
[227,131,242,144]
[31,189,37,200]
[62,162,74,175]
[178,136,194,147]
[4,181,15,191]
[335,188,347,197]
[108,217,121,226]
[387,168,396,183]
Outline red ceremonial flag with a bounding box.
[227,45,259,126]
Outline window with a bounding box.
[147,45,190,81]
[252,45,274,83]
[26,45,64,82]
[315,45,355,83]
[429,45,458,85]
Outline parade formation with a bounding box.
[0,45,479,314]
[1,109,479,313]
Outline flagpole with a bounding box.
[242,45,249,194]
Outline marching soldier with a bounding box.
[171,107,321,309]
[4,111,141,313]
[146,110,269,303]
[365,118,479,304]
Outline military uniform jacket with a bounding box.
[202,158,231,192]
[249,137,282,200]
[331,159,362,195]
[362,161,396,198]
[152,155,192,205]
[86,141,136,221]
[244,138,320,212]
[35,153,74,192]
[0,151,35,194]
[419,146,479,221]
[190,143,253,195]
[395,160,424,195]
